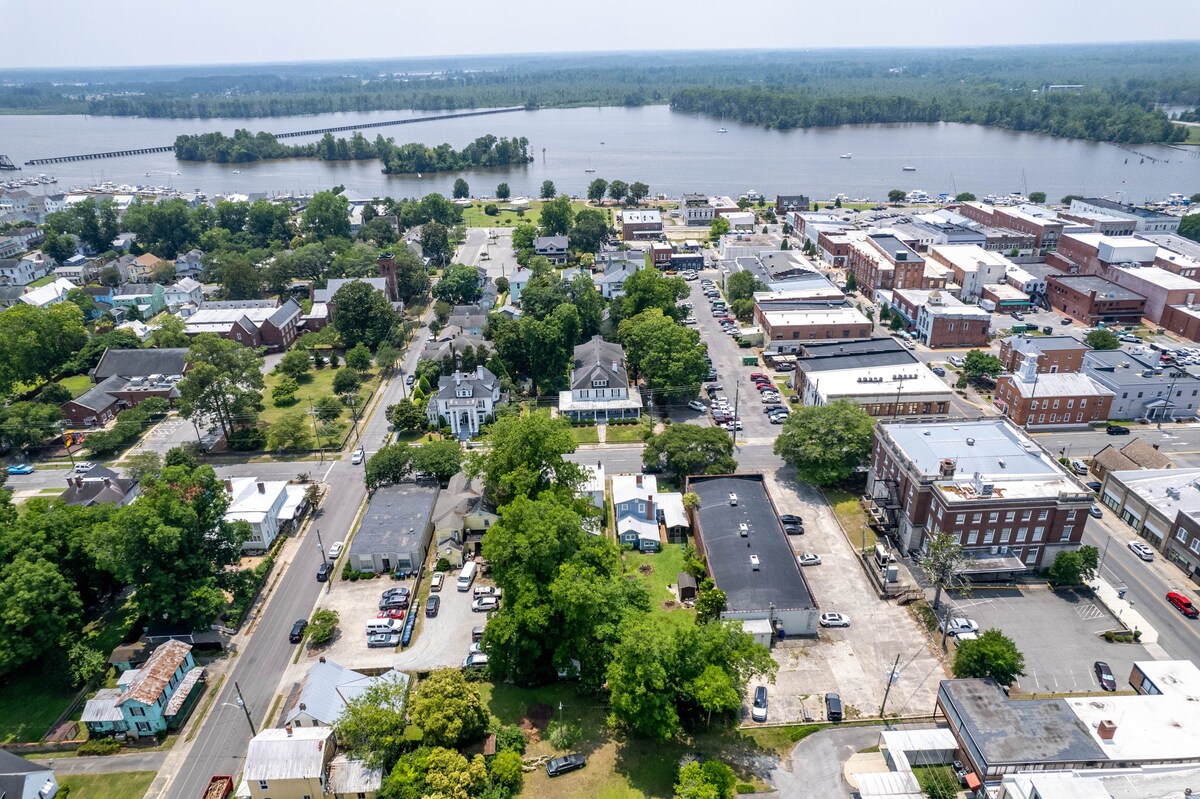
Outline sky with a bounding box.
[2,0,1195,69]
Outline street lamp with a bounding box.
[223,681,257,736]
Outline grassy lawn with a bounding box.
[1180,124,1200,145]
[912,765,960,799]
[27,274,57,288]
[0,596,140,743]
[823,487,876,551]
[623,545,694,623]
[57,771,156,799]
[260,365,382,448]
[460,200,609,229]
[604,423,649,444]
[57,374,94,399]
[570,426,600,444]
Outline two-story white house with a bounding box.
[164,277,203,310]
[224,477,294,552]
[533,235,569,264]
[426,365,503,439]
[558,335,642,422]
[611,473,689,552]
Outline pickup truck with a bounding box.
[204,776,234,799]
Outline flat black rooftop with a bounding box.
[798,337,915,373]
[689,475,816,613]
[1048,275,1146,302]
[939,679,1105,768]
[351,483,438,556]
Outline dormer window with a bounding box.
[592,379,608,388]
[456,387,471,398]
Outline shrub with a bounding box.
[490,750,523,793]
[78,738,122,756]
[227,427,266,451]
[484,204,499,216]
[736,784,757,794]
[546,719,582,749]
[435,558,451,572]
[307,608,339,645]
[493,723,526,754]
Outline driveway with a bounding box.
[39,750,167,775]
[392,571,483,671]
[767,725,887,799]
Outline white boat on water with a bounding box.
[840,153,852,159]
[902,166,917,171]
[716,127,728,133]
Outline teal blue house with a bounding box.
[82,639,204,737]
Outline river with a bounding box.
[2,105,1198,202]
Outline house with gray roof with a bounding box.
[426,365,503,438]
[558,335,642,421]
[534,235,569,264]
[348,483,439,575]
[62,466,140,507]
[283,658,408,728]
[597,259,642,299]
[0,749,58,799]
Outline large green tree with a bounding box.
[618,268,688,322]
[953,629,1026,686]
[420,221,452,265]
[963,349,1005,379]
[332,280,399,350]
[432,263,482,305]
[773,400,875,486]
[618,309,709,402]
[643,423,737,481]
[587,178,609,203]
[568,208,610,253]
[176,334,265,439]
[407,669,489,748]
[724,270,766,302]
[0,556,83,676]
[0,401,65,453]
[539,195,575,237]
[411,440,464,484]
[0,303,88,396]
[1084,329,1121,351]
[301,190,351,240]
[465,412,582,503]
[390,247,431,303]
[335,675,410,769]
[365,443,414,491]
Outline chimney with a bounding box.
[1097,720,1117,740]
[939,458,956,478]
[455,372,462,386]
[257,482,266,493]
[477,365,485,380]
[635,474,643,488]
[103,478,111,487]
[285,725,293,737]
[647,495,655,521]
[224,479,233,493]
[319,656,326,663]
[299,703,306,711]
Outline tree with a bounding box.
[511,223,538,252]
[1180,212,1200,244]
[953,629,1026,686]
[374,343,400,374]
[695,588,727,624]
[0,401,65,453]
[359,216,399,246]
[490,749,523,794]
[955,192,977,202]
[676,760,737,799]
[42,229,76,263]
[0,556,82,676]
[271,375,300,406]
[1028,191,1047,203]
[164,446,199,470]
[66,641,108,688]
[774,401,875,486]
[963,349,1005,379]
[278,349,313,380]
[919,531,970,610]
[345,342,373,372]
[1048,545,1100,586]
[411,440,464,484]
[177,334,265,439]
[0,303,87,397]
[845,272,858,293]
[451,178,470,199]
[301,190,351,240]
[336,675,410,769]
[313,394,343,423]
[332,281,399,350]
[306,608,339,645]
[628,181,650,205]
[465,412,583,503]
[407,669,488,748]
[365,443,414,490]
[608,180,629,204]
[618,268,688,322]
[618,309,709,401]
[432,263,481,305]
[888,189,906,203]
[587,178,609,203]
[566,272,605,339]
[64,287,94,319]
[420,221,452,265]
[539,194,575,237]
[330,242,380,279]
[539,180,557,200]
[94,464,246,628]
[708,216,730,243]
[267,412,314,451]
[149,314,189,348]
[1060,194,1084,206]
[568,208,609,253]
[387,400,425,432]
[125,451,163,483]
[495,182,511,200]
[390,247,431,303]
[218,254,263,300]
[1084,329,1121,350]
[332,367,362,396]
[643,424,737,480]
[724,270,765,302]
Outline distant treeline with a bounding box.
[173,131,532,173]
[670,88,1188,144]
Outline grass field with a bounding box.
[1179,124,1200,145]
[53,373,94,399]
[604,422,649,444]
[27,274,57,288]
[0,597,140,743]
[58,771,156,799]
[623,545,695,623]
[824,487,875,551]
[570,426,600,444]
[260,365,381,448]
[460,200,612,229]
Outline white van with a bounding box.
[457,561,478,592]
[365,618,402,635]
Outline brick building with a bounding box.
[845,233,930,298]
[889,289,991,349]
[925,244,1012,301]
[619,209,662,241]
[998,335,1089,374]
[1046,275,1146,325]
[756,307,873,351]
[1049,232,1158,277]
[1105,266,1200,326]
[957,202,1069,251]
[1160,304,1200,341]
[993,355,1114,428]
[794,338,953,419]
[866,419,1093,572]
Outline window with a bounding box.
[1000,528,1012,542]
[1067,399,1074,409]
[967,531,979,545]
[1033,526,1045,541]
[1017,527,1028,542]
[955,514,965,525]
[1021,511,1032,522]
[1026,546,1040,564]
[971,513,982,524]
[1038,510,1049,521]
[988,512,999,523]
[1005,512,1015,522]
[1061,525,1073,541]
[1080,399,1087,408]
[1066,510,1077,521]
[1191,539,1200,555]
[1178,528,1189,543]
[259,781,270,791]
[984,529,995,544]
[130,706,146,717]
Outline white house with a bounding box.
[426,365,503,439]
[578,462,606,510]
[19,277,75,308]
[611,473,689,552]
[282,659,408,728]
[115,320,154,343]
[558,335,642,422]
[0,251,55,286]
[164,277,203,310]
[597,261,642,299]
[223,477,294,552]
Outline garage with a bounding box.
[741,618,773,648]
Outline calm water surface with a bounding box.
[2,105,1197,202]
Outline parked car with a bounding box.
[1168,591,1199,618]
[798,553,822,566]
[406,374,415,386]
[327,541,344,558]
[728,492,738,506]
[751,686,768,722]
[473,585,502,599]
[1106,425,1131,436]
[73,462,95,473]
[463,653,489,669]
[316,561,333,582]
[938,617,979,635]
[382,586,410,598]
[1094,660,1116,691]
[430,573,445,591]
[367,632,401,648]
[1071,460,1089,476]
[545,754,587,778]
[779,514,803,525]
[947,356,965,368]
[425,596,441,617]
[473,596,500,612]
[1128,541,1155,561]
[931,366,946,377]
[750,372,769,380]
[688,400,707,412]
[776,362,795,371]
[351,447,365,465]
[1085,481,1102,492]
[5,464,34,475]
[289,619,307,643]
[377,609,405,620]
[1089,506,1103,518]
[783,524,804,536]
[379,594,409,610]
[825,692,843,721]
[1060,317,1072,325]
[820,612,850,628]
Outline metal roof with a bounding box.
[119,639,192,706]
[243,727,332,781]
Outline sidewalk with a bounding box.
[1092,576,1159,645]
[37,750,166,775]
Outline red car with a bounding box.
[377,609,406,620]
[750,372,769,381]
[1167,591,1199,619]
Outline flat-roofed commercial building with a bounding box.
[1046,275,1146,325]
[756,306,873,352]
[998,335,1089,374]
[795,338,953,419]
[992,356,1114,429]
[1099,468,1200,580]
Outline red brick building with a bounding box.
[890,289,991,349]
[1160,304,1200,341]
[998,335,1089,374]
[757,307,873,352]
[993,356,1114,428]
[1046,275,1146,325]
[846,233,928,298]
[619,210,662,241]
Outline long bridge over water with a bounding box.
[21,106,527,166]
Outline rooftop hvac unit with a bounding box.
[1166,487,1181,500]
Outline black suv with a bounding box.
[425,595,441,617]
[316,561,333,582]
[289,619,307,643]
[546,754,587,777]
[1106,425,1131,436]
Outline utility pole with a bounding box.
[308,404,323,465]
[732,382,740,445]
[233,681,257,737]
[879,653,902,718]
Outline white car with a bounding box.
[73,462,95,473]
[938,617,979,635]
[472,596,500,612]
[820,612,850,628]
[688,400,707,412]
[1128,540,1155,561]
[947,356,965,368]
[351,447,365,465]
[328,541,345,558]
[798,553,822,566]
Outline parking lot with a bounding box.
[945,584,1147,693]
